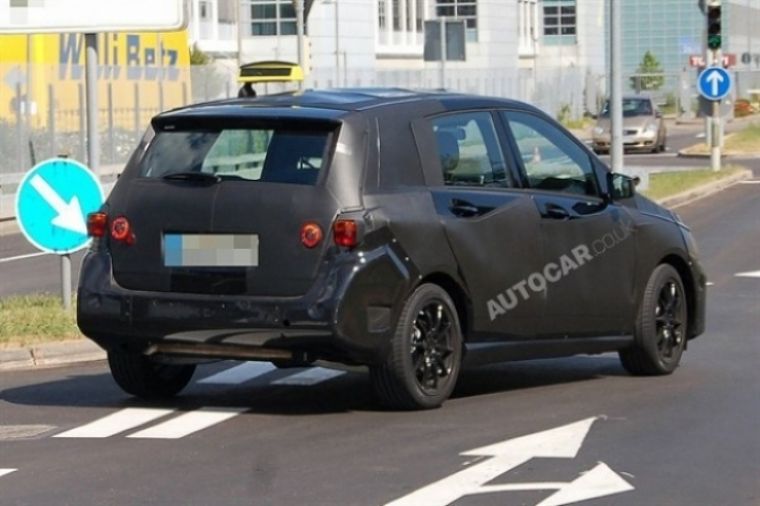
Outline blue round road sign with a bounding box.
[14,158,104,254]
[698,66,732,101]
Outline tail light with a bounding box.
[300,222,323,249]
[110,216,135,245]
[333,219,358,248]
[87,212,108,238]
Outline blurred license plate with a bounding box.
[164,234,259,267]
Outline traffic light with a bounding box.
[707,4,722,50]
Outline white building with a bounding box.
[188,0,607,115]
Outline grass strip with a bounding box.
[0,294,81,348]
[644,166,745,201]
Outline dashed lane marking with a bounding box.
[0,251,49,264]
[197,361,276,385]
[735,271,760,278]
[53,408,174,438]
[127,408,247,439]
[271,367,346,386]
[0,469,17,479]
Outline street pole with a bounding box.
[334,0,340,87]
[236,0,244,67]
[61,254,72,311]
[710,49,722,171]
[439,18,447,90]
[84,33,99,174]
[295,0,305,90]
[609,0,624,173]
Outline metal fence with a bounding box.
[0,61,609,219]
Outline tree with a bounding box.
[189,44,210,66]
[631,51,665,92]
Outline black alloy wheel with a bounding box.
[620,264,688,375]
[371,284,463,410]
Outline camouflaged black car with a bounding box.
[78,89,706,409]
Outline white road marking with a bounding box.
[0,469,17,479]
[735,271,760,278]
[198,362,276,385]
[0,425,57,440]
[386,418,600,506]
[696,132,706,139]
[0,251,49,264]
[706,282,715,286]
[53,408,174,438]
[271,367,346,386]
[737,180,760,185]
[536,463,634,506]
[127,407,247,439]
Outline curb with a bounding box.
[677,150,760,160]
[656,169,754,209]
[0,339,105,371]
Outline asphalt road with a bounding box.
[1,178,759,505]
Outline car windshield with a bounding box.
[600,98,653,118]
[139,128,333,185]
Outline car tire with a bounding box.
[620,264,687,376]
[370,284,463,410]
[108,350,196,400]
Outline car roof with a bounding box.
[157,88,540,121]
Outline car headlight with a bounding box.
[593,126,605,135]
[644,123,658,134]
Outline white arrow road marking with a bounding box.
[53,408,174,438]
[198,362,276,385]
[29,174,87,235]
[537,463,634,506]
[706,70,725,97]
[127,407,246,439]
[385,417,600,506]
[271,367,346,386]
[0,469,17,479]
[735,271,760,278]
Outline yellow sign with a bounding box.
[0,31,190,130]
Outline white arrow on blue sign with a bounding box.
[698,66,732,101]
[14,158,104,255]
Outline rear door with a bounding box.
[418,111,548,340]
[108,120,344,297]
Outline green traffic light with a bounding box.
[708,34,721,50]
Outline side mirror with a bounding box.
[608,172,638,200]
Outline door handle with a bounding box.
[543,203,571,220]
[450,199,480,217]
[449,199,482,218]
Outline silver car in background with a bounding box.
[592,96,667,154]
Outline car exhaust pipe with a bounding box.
[144,342,295,361]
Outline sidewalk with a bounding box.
[0,339,105,371]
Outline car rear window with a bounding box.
[139,128,333,185]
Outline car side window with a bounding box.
[503,111,599,197]
[432,112,509,188]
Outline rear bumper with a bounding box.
[77,243,417,365]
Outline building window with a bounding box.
[543,0,576,43]
[199,0,210,20]
[435,0,477,41]
[250,0,299,36]
[379,0,386,30]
